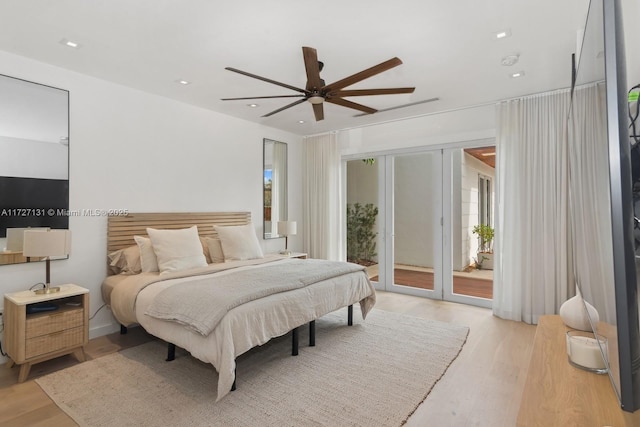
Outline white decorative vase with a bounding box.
[559,288,600,331]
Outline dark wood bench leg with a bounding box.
[309,321,316,347]
[292,326,299,356]
[348,304,353,326]
[166,343,176,361]
[120,324,128,335]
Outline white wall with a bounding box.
[0,51,303,359]
[0,136,68,179]
[393,153,437,268]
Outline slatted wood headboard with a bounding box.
[107,211,251,253]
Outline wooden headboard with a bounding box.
[107,212,251,253]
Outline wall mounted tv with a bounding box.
[0,176,69,237]
[571,0,640,412]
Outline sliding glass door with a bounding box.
[345,142,495,309]
[386,152,443,299]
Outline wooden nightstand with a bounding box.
[3,284,89,382]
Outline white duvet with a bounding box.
[129,258,376,401]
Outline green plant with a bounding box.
[472,224,494,253]
[346,202,379,264]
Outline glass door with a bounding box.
[345,144,494,309]
[385,152,443,299]
[443,146,494,308]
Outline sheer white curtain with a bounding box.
[494,90,572,323]
[303,133,344,260]
[568,83,616,323]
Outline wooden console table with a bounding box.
[517,315,640,426]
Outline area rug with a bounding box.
[36,307,469,427]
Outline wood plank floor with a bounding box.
[0,292,535,426]
[371,268,494,299]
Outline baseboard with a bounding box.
[89,322,122,340]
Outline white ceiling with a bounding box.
[0,0,590,136]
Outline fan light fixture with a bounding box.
[222,47,415,121]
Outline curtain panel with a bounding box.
[494,90,572,323]
[494,84,614,324]
[303,133,344,260]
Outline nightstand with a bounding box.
[3,284,89,382]
[287,252,308,259]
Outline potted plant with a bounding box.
[472,224,494,270]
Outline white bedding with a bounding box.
[130,258,375,401]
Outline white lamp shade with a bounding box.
[277,221,297,236]
[5,227,50,252]
[23,229,71,257]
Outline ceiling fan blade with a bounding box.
[302,47,322,91]
[262,98,307,117]
[323,57,403,92]
[329,88,415,97]
[225,67,307,94]
[325,97,377,115]
[221,95,305,101]
[312,103,324,121]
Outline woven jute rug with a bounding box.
[36,307,469,427]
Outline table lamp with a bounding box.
[23,229,71,294]
[277,220,297,256]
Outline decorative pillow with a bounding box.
[108,245,141,275]
[200,237,212,264]
[147,226,208,274]
[205,237,225,263]
[134,235,159,273]
[214,223,264,261]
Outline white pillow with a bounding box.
[147,226,208,274]
[215,223,264,261]
[134,235,159,273]
[205,237,226,263]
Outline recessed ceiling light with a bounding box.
[247,103,259,108]
[494,29,512,40]
[510,71,525,78]
[59,38,81,48]
[176,80,191,85]
[298,120,305,124]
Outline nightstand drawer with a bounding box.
[25,326,85,359]
[25,307,84,339]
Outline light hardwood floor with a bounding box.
[0,291,536,426]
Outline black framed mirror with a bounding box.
[0,74,69,265]
[263,139,287,239]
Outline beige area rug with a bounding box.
[36,308,469,427]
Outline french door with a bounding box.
[345,143,494,309]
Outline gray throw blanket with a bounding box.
[145,258,365,336]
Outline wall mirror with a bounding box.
[263,139,287,239]
[0,74,69,265]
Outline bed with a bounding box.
[102,212,376,401]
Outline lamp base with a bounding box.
[34,285,61,295]
[280,250,292,256]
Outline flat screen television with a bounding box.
[571,0,640,412]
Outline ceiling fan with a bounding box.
[221,47,415,121]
